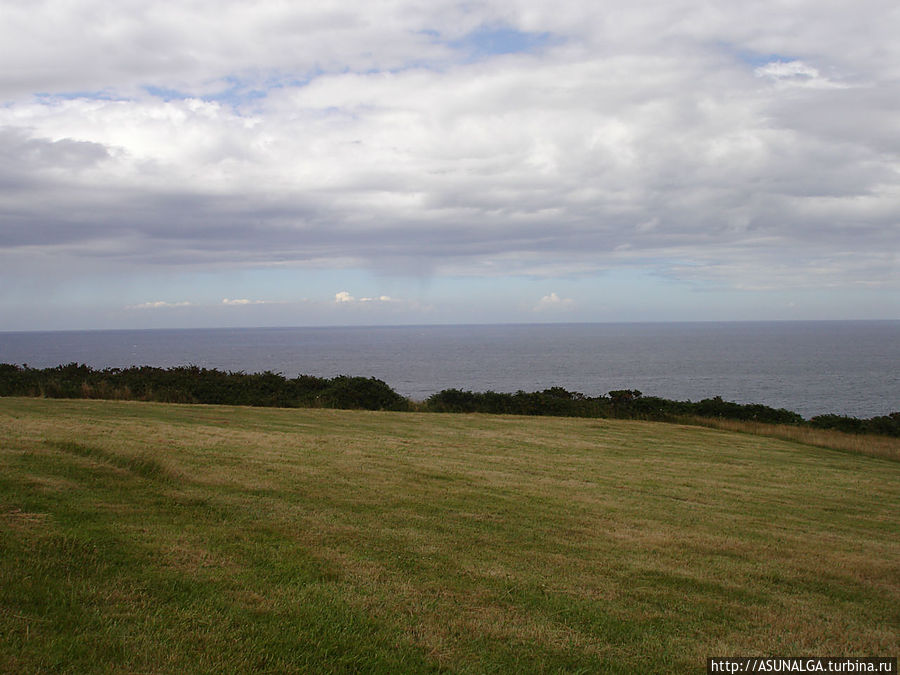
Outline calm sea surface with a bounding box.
[1,321,897,419]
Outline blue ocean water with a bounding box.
[0,321,897,419]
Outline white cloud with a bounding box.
[4,43,894,288]
[127,300,193,310]
[534,292,574,311]
[754,60,846,89]
[334,291,355,303]
[335,291,397,304]
[222,298,272,305]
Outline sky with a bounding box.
[1,0,898,330]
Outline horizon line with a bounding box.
[2,317,899,335]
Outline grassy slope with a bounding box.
[0,398,897,674]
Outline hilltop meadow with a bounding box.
[1,397,898,673]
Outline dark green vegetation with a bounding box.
[2,362,899,437]
[0,363,407,411]
[1,398,898,673]
[426,388,807,425]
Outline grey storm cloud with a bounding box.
[0,0,898,292]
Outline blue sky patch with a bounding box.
[448,25,555,59]
[144,85,191,101]
[145,80,269,109]
[727,46,796,68]
[35,89,124,102]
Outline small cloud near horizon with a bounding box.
[127,300,193,310]
[534,292,574,311]
[335,291,396,304]
[222,298,273,305]
[334,291,355,303]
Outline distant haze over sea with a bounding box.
[1,321,897,419]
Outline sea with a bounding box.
[0,321,898,419]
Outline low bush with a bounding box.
[811,412,900,437]
[0,364,404,411]
[424,386,895,436]
[1,363,896,436]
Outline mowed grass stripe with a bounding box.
[1,397,898,673]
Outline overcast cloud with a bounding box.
[1,0,898,329]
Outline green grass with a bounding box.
[1,397,898,673]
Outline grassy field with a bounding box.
[681,416,900,462]
[1,397,898,673]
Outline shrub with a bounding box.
[319,376,408,411]
[0,363,894,437]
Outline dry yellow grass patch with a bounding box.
[1,508,53,530]
[688,416,900,461]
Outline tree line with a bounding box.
[1,363,897,437]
